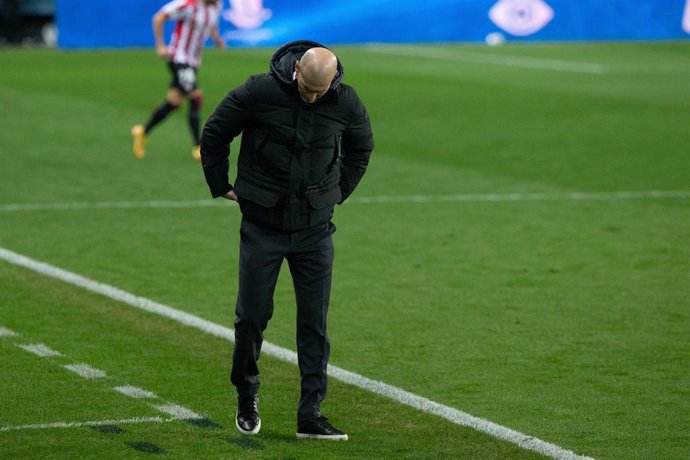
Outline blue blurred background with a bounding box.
[2,0,689,47]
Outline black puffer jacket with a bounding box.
[201,40,374,231]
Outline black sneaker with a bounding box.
[235,396,261,435]
[296,415,348,441]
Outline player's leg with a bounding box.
[188,88,203,161]
[145,88,183,132]
[131,62,187,159]
[131,90,182,159]
[232,218,286,435]
[287,223,347,440]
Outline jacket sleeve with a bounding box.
[339,92,374,203]
[200,77,255,198]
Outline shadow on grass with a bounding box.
[186,417,223,429]
[226,435,266,450]
[125,441,168,455]
[226,427,309,451]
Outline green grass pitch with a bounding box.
[0,42,689,459]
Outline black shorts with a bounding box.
[168,62,198,94]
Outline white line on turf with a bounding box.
[0,417,177,433]
[114,385,158,399]
[352,190,690,204]
[63,363,107,379]
[0,199,225,212]
[151,403,203,420]
[0,246,593,460]
[3,327,205,432]
[0,326,19,337]
[0,190,687,213]
[17,343,63,357]
[365,45,609,74]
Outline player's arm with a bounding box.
[200,77,256,199]
[339,93,374,203]
[210,26,225,49]
[152,11,169,58]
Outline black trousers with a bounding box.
[230,217,336,423]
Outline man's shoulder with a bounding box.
[336,82,357,95]
[244,72,286,96]
[334,83,365,108]
[247,72,277,85]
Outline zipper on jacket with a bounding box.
[328,133,341,172]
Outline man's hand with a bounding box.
[156,43,169,58]
[152,12,169,59]
[211,28,225,50]
[223,190,238,201]
[215,40,226,50]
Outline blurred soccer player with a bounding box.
[131,0,224,161]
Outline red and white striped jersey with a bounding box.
[160,0,221,68]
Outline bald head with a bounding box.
[295,47,338,103]
[299,47,337,86]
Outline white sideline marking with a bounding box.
[114,385,158,399]
[0,326,19,337]
[0,416,176,433]
[64,363,107,379]
[17,343,62,357]
[151,403,203,420]
[366,45,609,74]
[0,190,687,213]
[0,246,593,460]
[353,190,690,204]
[0,199,227,212]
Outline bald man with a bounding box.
[294,47,338,103]
[201,41,374,440]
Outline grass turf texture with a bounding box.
[0,43,689,459]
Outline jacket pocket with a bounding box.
[234,178,281,207]
[307,186,342,210]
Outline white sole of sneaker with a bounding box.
[296,433,348,441]
[235,415,261,435]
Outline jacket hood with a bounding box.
[270,40,344,90]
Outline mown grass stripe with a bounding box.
[365,45,609,74]
[0,246,593,460]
